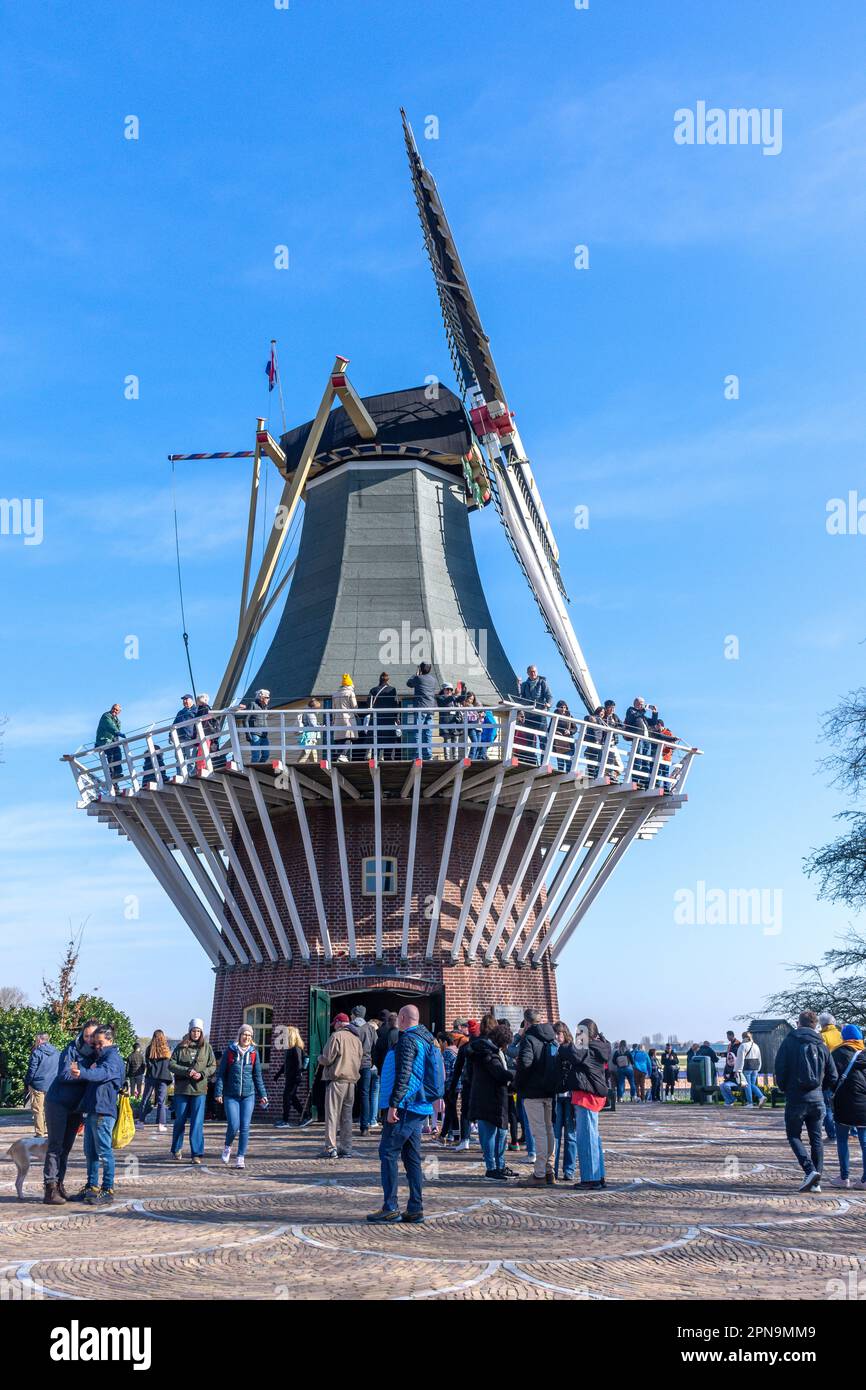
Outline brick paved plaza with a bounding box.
[2,1104,861,1301]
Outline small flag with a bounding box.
[266,344,277,392]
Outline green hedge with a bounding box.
[0,997,136,1106]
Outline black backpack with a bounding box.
[794,1038,825,1091]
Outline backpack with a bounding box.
[421,1038,445,1102]
[794,1038,825,1091]
[541,1040,562,1093]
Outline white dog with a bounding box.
[3,1136,49,1199]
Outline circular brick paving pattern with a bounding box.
[2,1104,864,1299]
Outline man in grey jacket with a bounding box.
[406,663,437,760]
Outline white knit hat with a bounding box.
[188,1017,205,1032]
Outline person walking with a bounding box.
[78,1025,125,1206]
[662,1043,680,1100]
[648,1048,663,1103]
[631,1043,651,1102]
[317,1014,362,1158]
[515,1009,559,1186]
[469,1021,516,1182]
[450,1019,480,1150]
[818,1012,843,1141]
[553,1022,577,1180]
[139,1030,172,1131]
[367,1004,440,1223]
[440,1034,460,1145]
[169,1019,216,1164]
[829,1025,866,1188]
[273,1026,306,1127]
[215,1024,269,1168]
[42,1018,101,1205]
[125,1041,145,1099]
[774,1009,837,1192]
[567,1020,611,1189]
[24,1033,59,1137]
[736,1032,765,1108]
[349,1005,378,1136]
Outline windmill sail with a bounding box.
[401,110,601,714]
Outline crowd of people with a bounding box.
[28,1003,864,1217]
[91,667,681,784]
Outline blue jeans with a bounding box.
[378,1109,424,1213]
[518,1098,535,1157]
[224,1094,255,1156]
[836,1123,866,1181]
[741,1073,763,1106]
[616,1066,635,1100]
[477,1119,507,1172]
[574,1104,605,1182]
[250,732,269,764]
[554,1096,577,1178]
[785,1099,824,1175]
[719,1080,737,1106]
[84,1113,116,1190]
[412,710,433,760]
[139,1077,168,1126]
[369,1070,380,1121]
[172,1093,205,1157]
[358,1068,373,1132]
[823,1088,837,1141]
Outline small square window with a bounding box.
[242,1005,273,1064]
[361,856,398,896]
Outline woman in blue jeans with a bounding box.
[468,1021,516,1181]
[553,1022,577,1180]
[830,1025,866,1188]
[138,1030,172,1131]
[215,1025,269,1168]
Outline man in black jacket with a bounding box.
[515,1010,558,1186]
[774,1010,837,1192]
[350,1005,379,1135]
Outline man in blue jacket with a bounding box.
[76,1024,126,1206]
[368,1005,435,1225]
[42,1017,101,1205]
[24,1033,59,1137]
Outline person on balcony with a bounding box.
[172,694,197,771]
[552,699,577,772]
[436,681,460,758]
[298,697,322,763]
[367,673,400,760]
[584,706,607,778]
[406,662,437,760]
[331,675,358,762]
[193,694,219,772]
[95,703,124,784]
[518,664,551,761]
[602,699,621,729]
[248,689,271,764]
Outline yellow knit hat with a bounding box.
[341,673,353,687]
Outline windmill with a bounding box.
[63,116,699,1086]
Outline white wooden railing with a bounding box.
[63,704,701,804]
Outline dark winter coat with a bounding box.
[406,672,438,708]
[144,1052,172,1085]
[126,1046,145,1080]
[774,1026,836,1103]
[80,1045,125,1117]
[560,1034,611,1099]
[385,1025,435,1112]
[830,1045,866,1127]
[273,1046,304,1091]
[468,1036,515,1127]
[449,1037,475,1099]
[515,1022,558,1099]
[519,675,552,709]
[349,1019,377,1069]
[367,683,400,726]
[24,1041,59,1093]
[47,1035,96,1112]
[373,1026,399,1073]
[215,1042,267,1101]
[95,710,123,746]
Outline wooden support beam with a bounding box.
[330,769,357,962]
[144,793,236,966]
[222,779,292,961]
[466,774,536,960]
[401,762,422,959]
[423,758,470,799]
[518,804,626,964]
[501,792,606,961]
[167,789,254,964]
[483,783,566,963]
[449,766,506,961]
[289,769,332,959]
[246,772,310,961]
[425,763,465,959]
[371,762,384,959]
[330,370,377,438]
[198,783,278,962]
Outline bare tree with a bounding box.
[756,930,866,1027]
[41,921,93,1032]
[0,985,27,1010]
[805,690,866,908]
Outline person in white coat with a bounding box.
[330,675,358,761]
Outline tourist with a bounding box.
[193,693,217,771]
[78,1024,125,1206]
[774,1009,837,1192]
[169,1019,216,1164]
[698,1040,720,1066]
[24,1032,58,1137]
[462,691,484,760]
[720,1030,742,1102]
[214,1023,269,1168]
[440,1033,460,1144]
[553,1021,577,1181]
[648,1048,663,1102]
[819,1012,843,1141]
[469,1020,516,1182]
[367,1004,439,1223]
[450,1018,480,1149]
[736,1032,765,1107]
[349,1004,378,1136]
[248,688,271,764]
[662,1043,680,1099]
[331,675,358,762]
[173,693,197,770]
[602,699,621,729]
[566,1018,611,1190]
[367,673,400,760]
[298,698,322,762]
[631,1042,651,1101]
[552,700,577,772]
[518,664,552,711]
[437,681,460,758]
[139,1030,172,1132]
[507,1023,535,1157]
[406,662,438,759]
[95,702,124,784]
[515,1009,558,1186]
[317,1013,362,1158]
[125,1041,145,1099]
[367,1019,382,1128]
[272,1026,306,1127]
[829,1025,866,1189]
[612,1041,635,1102]
[42,1017,101,1205]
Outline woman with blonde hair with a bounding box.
[273,1025,306,1128]
[139,1029,172,1132]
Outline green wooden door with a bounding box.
[308,986,331,1118]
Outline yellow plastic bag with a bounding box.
[112,1092,135,1150]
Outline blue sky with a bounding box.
[1,0,865,1041]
